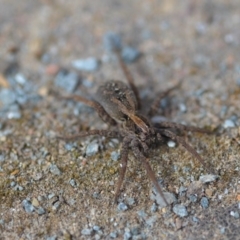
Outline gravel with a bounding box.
[199,174,219,183]
[103,32,122,52]
[117,202,128,211]
[173,204,188,217]
[86,140,99,156]
[121,46,141,63]
[49,164,61,175]
[200,197,209,209]
[111,151,120,161]
[54,69,80,93]
[72,57,100,72]
[22,199,35,213]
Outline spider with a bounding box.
[57,51,211,205]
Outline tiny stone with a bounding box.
[189,194,198,203]
[199,174,219,183]
[7,104,22,119]
[86,141,99,156]
[131,226,141,236]
[52,201,61,211]
[13,184,24,191]
[121,46,141,63]
[36,207,46,215]
[46,236,57,240]
[200,197,209,209]
[93,225,100,232]
[49,164,61,175]
[179,103,187,113]
[109,231,118,238]
[150,182,177,207]
[173,204,188,217]
[72,57,100,72]
[15,73,27,85]
[230,211,239,219]
[10,181,16,187]
[150,203,157,212]
[124,228,132,240]
[69,179,77,187]
[31,198,39,207]
[48,193,55,199]
[81,228,93,236]
[22,199,35,213]
[179,186,187,195]
[0,89,16,106]
[117,202,128,211]
[55,69,79,93]
[192,216,199,223]
[126,197,135,206]
[223,119,235,128]
[167,140,176,148]
[111,151,120,161]
[103,32,122,52]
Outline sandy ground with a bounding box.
[0,0,240,239]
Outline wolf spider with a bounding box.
[57,51,211,205]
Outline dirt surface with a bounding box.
[0,0,240,239]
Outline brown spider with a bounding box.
[57,51,211,205]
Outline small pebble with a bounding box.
[121,46,141,63]
[126,197,135,206]
[22,199,35,213]
[173,204,188,217]
[223,119,235,128]
[179,103,187,113]
[13,185,24,191]
[109,231,118,238]
[200,197,209,209]
[55,69,80,93]
[86,141,99,156]
[36,207,46,215]
[230,211,239,219]
[179,186,187,196]
[46,236,57,240]
[49,164,61,175]
[123,228,132,240]
[111,151,120,161]
[69,179,77,187]
[117,202,128,211]
[0,89,16,106]
[103,32,122,51]
[167,140,176,148]
[199,174,219,183]
[81,228,93,236]
[188,194,198,203]
[150,203,158,212]
[72,57,100,72]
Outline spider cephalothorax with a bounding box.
[58,51,211,205]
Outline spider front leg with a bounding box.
[61,95,117,126]
[131,139,168,206]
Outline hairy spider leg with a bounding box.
[159,129,208,170]
[62,95,117,126]
[148,81,182,117]
[114,136,131,203]
[154,121,212,134]
[115,50,141,110]
[131,139,168,206]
